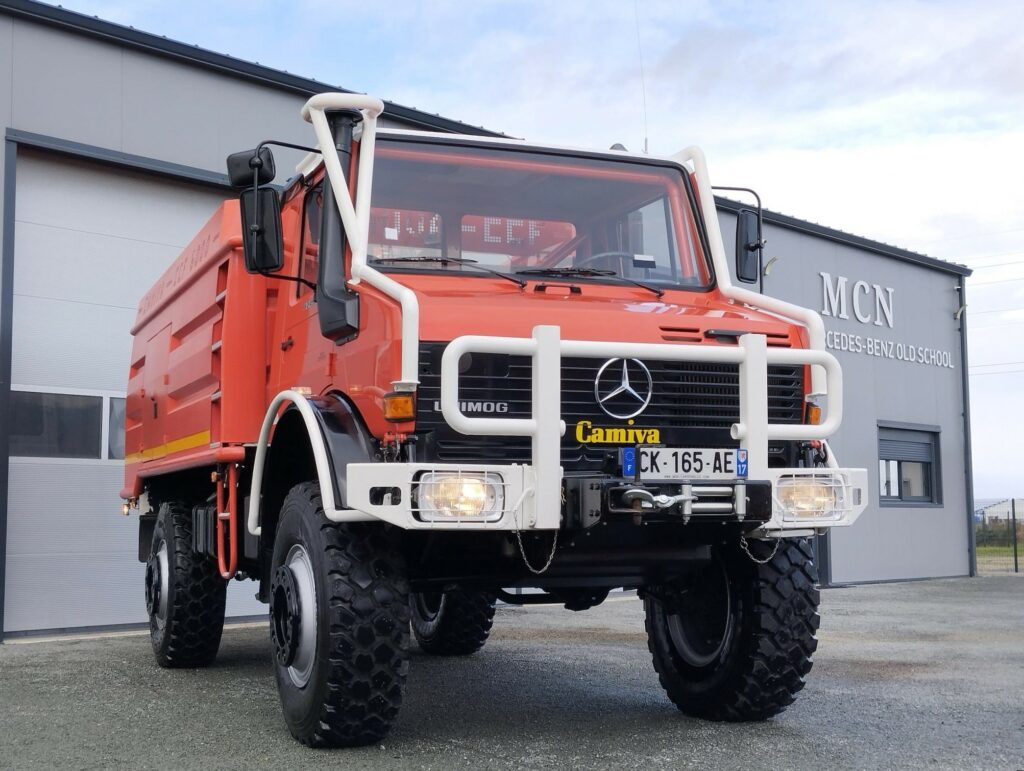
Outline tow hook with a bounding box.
[622,488,698,510]
[622,487,698,523]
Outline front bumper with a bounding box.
[336,327,869,537]
[341,462,868,534]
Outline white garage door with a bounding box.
[4,150,264,633]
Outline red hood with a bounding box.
[409,275,806,348]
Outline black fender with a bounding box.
[255,393,377,601]
[259,393,377,530]
[306,393,378,507]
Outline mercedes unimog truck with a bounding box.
[122,93,867,747]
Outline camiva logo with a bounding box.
[575,420,660,444]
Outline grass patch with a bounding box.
[976,545,1017,558]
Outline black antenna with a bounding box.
[633,0,649,153]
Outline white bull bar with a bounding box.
[431,325,866,533]
[342,325,866,532]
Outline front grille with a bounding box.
[415,343,804,471]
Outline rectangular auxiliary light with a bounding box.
[414,471,506,522]
[776,474,848,523]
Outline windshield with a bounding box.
[366,138,712,288]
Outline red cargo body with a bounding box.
[121,202,268,499]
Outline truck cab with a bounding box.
[124,94,867,748]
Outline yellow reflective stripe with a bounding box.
[125,430,211,463]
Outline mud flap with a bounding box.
[138,513,157,562]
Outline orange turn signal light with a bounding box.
[383,392,416,422]
[806,404,822,425]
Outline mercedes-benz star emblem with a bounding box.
[594,358,653,419]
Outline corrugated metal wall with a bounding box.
[3,153,263,632]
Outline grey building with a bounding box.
[0,0,973,637]
[717,203,973,584]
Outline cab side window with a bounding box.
[298,183,323,295]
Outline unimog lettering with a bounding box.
[433,400,509,414]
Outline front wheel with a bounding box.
[270,482,409,747]
[644,538,820,721]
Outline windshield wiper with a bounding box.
[371,256,526,288]
[515,267,665,298]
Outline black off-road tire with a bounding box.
[271,482,409,747]
[146,501,227,667]
[645,538,819,721]
[410,589,497,655]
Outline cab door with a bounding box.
[270,182,331,395]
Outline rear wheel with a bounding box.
[644,538,819,721]
[145,501,227,667]
[270,482,409,747]
[410,589,497,655]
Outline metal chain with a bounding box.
[740,534,781,565]
[513,525,559,575]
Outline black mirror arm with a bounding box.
[712,185,765,251]
[242,139,322,291]
[714,185,766,292]
[255,268,317,292]
[245,139,317,237]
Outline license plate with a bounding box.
[633,447,747,481]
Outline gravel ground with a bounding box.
[1,577,1022,770]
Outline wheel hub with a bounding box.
[666,559,734,668]
[144,556,160,616]
[145,538,169,626]
[271,544,318,687]
[413,591,445,623]
[270,566,302,667]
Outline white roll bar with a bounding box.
[302,93,420,391]
[672,145,829,399]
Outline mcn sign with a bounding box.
[820,272,894,328]
[818,272,955,369]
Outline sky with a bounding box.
[60,0,1023,497]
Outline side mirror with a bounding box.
[226,147,276,188]
[239,188,284,273]
[735,208,763,284]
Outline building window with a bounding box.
[9,391,103,459]
[878,426,940,505]
[108,397,126,460]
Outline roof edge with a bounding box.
[0,0,507,138]
[714,196,972,277]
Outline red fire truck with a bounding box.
[123,93,866,746]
